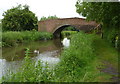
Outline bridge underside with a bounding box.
[53,25,76,38]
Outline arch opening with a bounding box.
[53,25,79,38]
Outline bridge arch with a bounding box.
[53,24,78,38]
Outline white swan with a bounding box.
[62,38,70,48]
[34,50,40,54]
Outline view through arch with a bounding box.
[53,25,79,38]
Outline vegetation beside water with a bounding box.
[54,32,97,82]
[61,31,77,38]
[3,32,118,82]
[2,31,53,47]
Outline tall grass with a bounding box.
[54,32,97,82]
[2,31,53,47]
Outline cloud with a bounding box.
[0,0,84,19]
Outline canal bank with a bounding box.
[1,32,119,82]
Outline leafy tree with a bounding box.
[40,15,58,21]
[76,2,120,27]
[2,4,38,31]
[76,1,120,44]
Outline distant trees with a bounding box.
[2,4,38,31]
[76,1,120,44]
[40,15,58,21]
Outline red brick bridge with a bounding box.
[38,17,100,38]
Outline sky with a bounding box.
[0,0,85,20]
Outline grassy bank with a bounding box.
[2,32,118,82]
[92,37,118,82]
[54,32,97,82]
[2,31,53,47]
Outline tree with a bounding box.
[2,4,38,31]
[76,2,120,27]
[76,1,120,44]
[40,15,58,21]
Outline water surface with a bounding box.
[1,39,62,78]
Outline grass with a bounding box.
[91,37,119,82]
[61,31,77,38]
[54,32,97,82]
[80,35,119,82]
[94,38,118,67]
[2,31,53,47]
[1,32,119,82]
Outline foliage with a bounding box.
[76,2,120,26]
[61,31,77,38]
[2,4,38,31]
[75,1,120,45]
[2,32,118,82]
[55,32,97,82]
[61,26,79,38]
[2,31,53,47]
[40,15,58,21]
[103,27,118,45]
[2,32,97,82]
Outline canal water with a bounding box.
[0,39,66,78]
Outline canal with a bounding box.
[1,39,65,78]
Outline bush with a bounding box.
[103,27,119,46]
[2,4,38,31]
